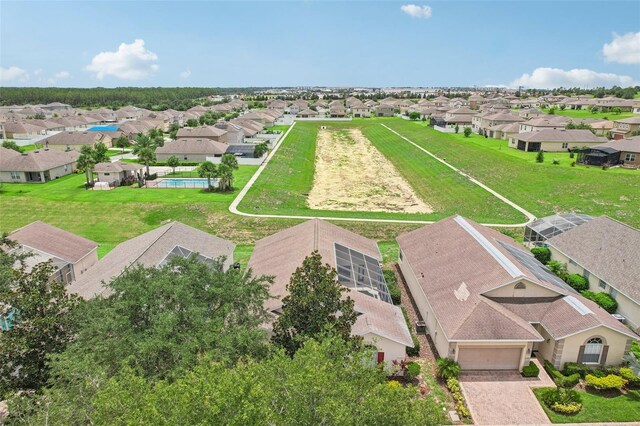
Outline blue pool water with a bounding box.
[154,178,217,188]
[88,125,119,131]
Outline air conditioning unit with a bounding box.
[415,321,427,334]
[612,313,626,324]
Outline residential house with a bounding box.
[9,221,99,284]
[329,105,347,118]
[397,215,637,370]
[241,111,276,127]
[156,138,229,162]
[68,221,235,299]
[298,108,319,118]
[547,217,640,332]
[611,117,640,140]
[213,122,245,144]
[94,161,145,186]
[2,121,49,139]
[0,147,79,183]
[176,125,228,142]
[509,129,607,152]
[518,116,570,133]
[476,111,522,136]
[42,131,112,151]
[374,104,395,117]
[248,219,414,365]
[580,137,640,167]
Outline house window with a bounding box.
[10,172,20,180]
[625,153,636,162]
[584,270,590,280]
[515,282,526,289]
[581,337,603,363]
[104,173,110,176]
[562,143,569,149]
[599,279,607,290]
[183,156,188,160]
[569,259,578,266]
[610,288,618,300]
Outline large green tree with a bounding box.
[166,155,180,175]
[0,247,81,398]
[92,142,109,164]
[272,252,359,356]
[197,161,218,190]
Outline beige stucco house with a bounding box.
[0,147,79,183]
[547,216,640,333]
[397,216,637,371]
[248,219,414,366]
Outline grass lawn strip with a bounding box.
[533,388,640,423]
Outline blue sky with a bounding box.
[1,1,639,88]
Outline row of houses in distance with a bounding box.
[4,214,638,370]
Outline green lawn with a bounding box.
[265,124,291,133]
[542,108,634,120]
[383,119,640,228]
[534,388,640,423]
[238,120,526,224]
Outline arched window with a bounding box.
[514,283,526,289]
[582,337,603,363]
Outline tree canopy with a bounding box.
[272,252,359,356]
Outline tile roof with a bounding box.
[9,221,98,264]
[68,221,234,299]
[547,216,640,304]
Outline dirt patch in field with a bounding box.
[308,129,432,213]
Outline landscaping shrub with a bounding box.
[522,361,540,377]
[619,367,640,387]
[544,360,579,388]
[400,307,420,356]
[436,358,461,380]
[585,374,625,390]
[406,361,420,379]
[446,378,460,393]
[566,274,589,292]
[562,362,591,378]
[536,150,545,163]
[632,341,640,359]
[580,291,618,313]
[531,247,551,264]
[539,387,583,414]
[383,269,401,305]
[547,261,568,281]
[552,159,560,165]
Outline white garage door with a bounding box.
[457,347,522,370]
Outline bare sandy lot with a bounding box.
[308,129,432,213]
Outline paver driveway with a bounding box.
[459,359,554,425]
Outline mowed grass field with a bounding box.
[385,119,640,228]
[238,120,527,224]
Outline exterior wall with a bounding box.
[0,171,27,183]
[538,141,601,152]
[156,153,212,162]
[550,248,640,332]
[96,171,124,184]
[534,323,557,365]
[621,151,640,166]
[558,326,632,368]
[48,163,75,180]
[363,333,406,366]
[72,248,99,282]
[484,280,561,298]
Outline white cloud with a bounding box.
[54,71,71,79]
[86,39,159,80]
[511,67,639,89]
[33,69,43,76]
[400,4,432,18]
[180,69,191,79]
[602,32,640,64]
[0,66,28,83]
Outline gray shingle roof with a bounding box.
[0,147,79,172]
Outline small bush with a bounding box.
[436,358,461,380]
[387,380,402,389]
[522,361,540,377]
[566,274,589,292]
[580,291,618,313]
[531,247,551,264]
[569,152,575,159]
[452,390,464,403]
[456,402,471,418]
[547,261,568,281]
[563,362,591,378]
[544,360,579,388]
[536,150,545,163]
[551,402,583,415]
[447,377,460,393]
[552,159,560,165]
[406,361,421,379]
[383,270,401,305]
[539,387,582,414]
[585,374,625,390]
[619,367,640,387]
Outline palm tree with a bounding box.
[216,163,234,192]
[132,134,153,155]
[77,150,96,186]
[137,147,156,177]
[197,161,217,191]
[221,153,238,170]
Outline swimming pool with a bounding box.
[152,178,217,188]
[88,125,119,131]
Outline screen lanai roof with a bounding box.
[335,243,393,304]
[527,213,593,239]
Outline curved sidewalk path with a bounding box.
[230,122,536,228]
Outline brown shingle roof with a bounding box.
[0,147,79,172]
[517,129,607,143]
[68,221,235,299]
[42,131,106,146]
[156,138,228,156]
[176,126,227,139]
[9,221,98,264]
[94,161,144,172]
